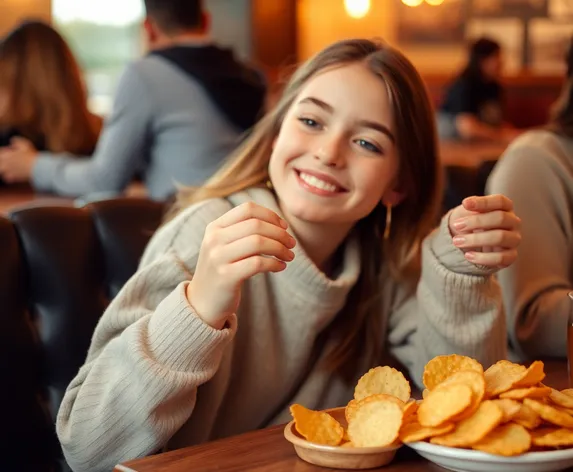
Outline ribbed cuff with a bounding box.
[147,282,237,372]
[429,212,497,276]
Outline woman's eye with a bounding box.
[298,117,322,129]
[355,139,382,154]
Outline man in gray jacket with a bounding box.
[0,0,266,201]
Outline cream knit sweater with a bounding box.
[56,187,506,472]
[487,129,573,359]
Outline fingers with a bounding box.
[212,202,288,230]
[451,210,521,233]
[227,256,287,282]
[465,249,518,268]
[462,194,513,213]
[216,218,295,249]
[10,136,33,149]
[220,235,295,264]
[453,230,521,251]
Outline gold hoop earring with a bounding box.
[266,179,274,190]
[383,203,392,240]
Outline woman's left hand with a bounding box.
[0,137,38,183]
[449,194,521,269]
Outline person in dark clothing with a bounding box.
[437,37,520,142]
[0,0,267,201]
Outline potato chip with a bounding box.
[512,361,546,389]
[423,355,483,391]
[403,400,418,422]
[399,421,455,443]
[499,386,552,400]
[354,366,411,403]
[484,360,527,397]
[362,393,405,408]
[491,399,522,423]
[290,404,344,446]
[439,370,486,421]
[472,423,531,456]
[531,428,573,448]
[345,399,359,424]
[549,388,573,409]
[291,356,572,458]
[430,401,503,448]
[523,399,573,429]
[512,403,542,430]
[347,394,404,423]
[553,404,573,416]
[418,383,473,427]
[347,398,403,448]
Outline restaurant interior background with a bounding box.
[1,0,572,127]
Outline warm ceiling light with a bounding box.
[401,0,424,6]
[425,0,445,4]
[344,0,371,18]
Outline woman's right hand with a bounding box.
[186,202,296,329]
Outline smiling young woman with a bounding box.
[56,38,520,472]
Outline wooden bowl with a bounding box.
[284,406,401,470]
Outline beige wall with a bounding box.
[0,0,52,36]
[297,0,467,74]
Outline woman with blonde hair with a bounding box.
[56,38,520,471]
[0,20,101,181]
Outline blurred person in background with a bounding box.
[486,36,573,361]
[437,37,520,142]
[0,21,102,170]
[0,0,266,201]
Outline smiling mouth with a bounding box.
[295,170,347,195]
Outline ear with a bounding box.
[143,17,158,45]
[200,11,211,33]
[381,189,405,207]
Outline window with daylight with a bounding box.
[52,0,144,116]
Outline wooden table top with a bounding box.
[0,182,147,214]
[439,140,508,168]
[115,360,567,472]
[0,184,73,214]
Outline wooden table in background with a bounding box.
[439,140,508,168]
[0,184,73,214]
[0,182,147,214]
[115,360,568,472]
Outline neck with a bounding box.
[286,216,353,274]
[149,31,210,51]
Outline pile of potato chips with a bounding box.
[289,355,573,456]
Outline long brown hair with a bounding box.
[0,20,101,154]
[172,38,441,379]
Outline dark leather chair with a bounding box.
[0,198,164,471]
[88,198,165,298]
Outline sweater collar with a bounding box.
[227,187,361,309]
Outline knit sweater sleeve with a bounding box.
[388,214,507,388]
[487,135,572,359]
[56,200,237,472]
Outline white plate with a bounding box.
[407,441,573,472]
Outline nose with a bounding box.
[313,132,346,168]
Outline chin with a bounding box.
[281,199,351,225]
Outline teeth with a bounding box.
[299,172,338,192]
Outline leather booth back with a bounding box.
[0,198,164,471]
